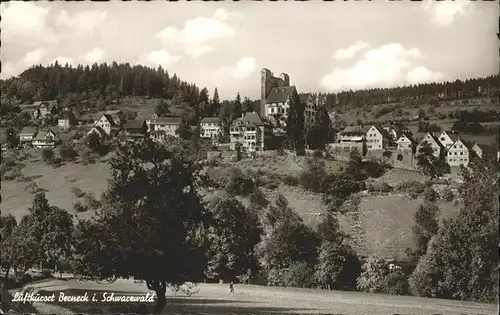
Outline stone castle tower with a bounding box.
[260,68,290,117]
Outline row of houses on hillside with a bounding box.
[334,123,498,167]
[20,100,60,120]
[18,127,61,148]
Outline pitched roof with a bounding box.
[200,117,221,124]
[102,114,118,126]
[234,112,264,127]
[266,86,296,104]
[475,143,496,154]
[154,116,182,125]
[89,126,107,137]
[123,119,146,130]
[421,132,444,148]
[341,126,366,134]
[32,129,59,141]
[370,125,391,138]
[19,126,37,135]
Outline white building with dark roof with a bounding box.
[200,116,222,144]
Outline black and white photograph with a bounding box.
[0,1,499,314]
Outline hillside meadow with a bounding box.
[1,148,462,260]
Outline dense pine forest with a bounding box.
[0,62,499,111]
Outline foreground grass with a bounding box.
[22,280,498,315]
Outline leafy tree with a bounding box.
[154,99,169,117]
[357,257,390,293]
[416,142,445,179]
[286,88,305,155]
[408,159,499,303]
[299,158,328,193]
[267,261,315,288]
[242,97,253,113]
[315,214,360,290]
[405,202,440,261]
[322,173,364,210]
[423,187,438,202]
[206,197,261,282]
[225,167,254,196]
[59,143,78,161]
[85,131,103,152]
[5,128,19,149]
[248,188,270,212]
[257,195,320,270]
[41,148,55,165]
[70,139,210,313]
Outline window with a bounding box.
[454,152,457,155]
[460,152,463,155]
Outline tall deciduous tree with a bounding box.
[70,139,210,313]
[206,197,261,282]
[408,159,499,303]
[308,106,334,150]
[405,202,440,261]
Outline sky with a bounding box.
[1,1,498,100]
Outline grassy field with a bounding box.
[17,279,498,315]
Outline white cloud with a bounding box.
[217,57,256,80]
[155,9,238,57]
[139,50,182,68]
[0,2,53,42]
[56,9,108,39]
[407,66,444,85]
[333,41,369,60]
[23,48,48,65]
[213,8,244,21]
[320,43,444,91]
[423,0,473,27]
[81,48,106,64]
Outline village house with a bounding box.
[416,132,444,158]
[471,143,497,161]
[34,100,59,118]
[396,134,414,152]
[31,129,60,148]
[122,120,148,139]
[365,125,391,151]
[230,112,272,152]
[338,126,368,143]
[104,110,126,126]
[19,105,40,120]
[145,113,159,131]
[19,127,37,147]
[58,110,77,130]
[88,113,121,137]
[437,130,459,149]
[149,116,182,137]
[87,126,108,139]
[200,117,222,144]
[446,137,470,167]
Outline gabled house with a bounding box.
[19,127,37,146]
[200,117,222,144]
[89,114,120,136]
[263,86,296,128]
[416,132,443,158]
[34,100,59,118]
[396,134,414,151]
[19,105,40,120]
[365,125,391,150]
[122,120,147,138]
[446,137,470,167]
[87,126,108,139]
[104,110,125,126]
[471,143,497,160]
[58,110,77,130]
[437,130,459,149]
[230,112,272,152]
[150,116,182,137]
[32,129,60,148]
[145,113,159,131]
[338,126,368,143]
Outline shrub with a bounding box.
[383,150,392,158]
[363,160,387,178]
[74,202,88,213]
[397,154,404,161]
[357,257,390,293]
[423,187,438,202]
[84,192,101,210]
[396,180,426,196]
[267,262,315,288]
[226,167,255,196]
[383,270,410,296]
[41,148,55,164]
[299,158,328,193]
[59,143,78,161]
[283,174,299,186]
[441,187,454,201]
[72,187,85,198]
